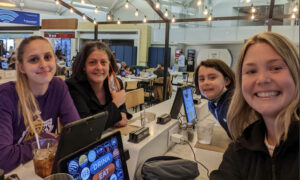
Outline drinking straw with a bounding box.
[35,133,40,149]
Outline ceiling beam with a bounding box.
[145,0,168,22]
[267,0,275,31]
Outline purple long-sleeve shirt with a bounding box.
[0,77,80,173]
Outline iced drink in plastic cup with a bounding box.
[197,120,214,144]
[31,138,57,178]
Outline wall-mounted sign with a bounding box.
[44,33,75,38]
[0,9,40,26]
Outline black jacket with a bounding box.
[153,68,170,78]
[66,77,132,129]
[210,119,299,180]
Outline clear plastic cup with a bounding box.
[31,138,58,178]
[140,110,147,127]
[44,173,74,180]
[196,120,214,144]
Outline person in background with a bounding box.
[120,61,126,71]
[194,59,235,138]
[124,65,132,76]
[66,41,131,129]
[177,50,186,79]
[0,36,80,173]
[153,64,170,78]
[8,53,16,70]
[210,32,299,180]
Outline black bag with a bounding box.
[135,156,199,180]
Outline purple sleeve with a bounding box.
[0,92,33,173]
[57,80,80,126]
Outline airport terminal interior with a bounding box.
[0,0,299,179]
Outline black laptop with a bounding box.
[57,131,129,180]
[52,111,108,173]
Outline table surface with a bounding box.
[7,98,227,180]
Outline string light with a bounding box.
[93,19,97,25]
[164,9,168,17]
[125,0,129,9]
[155,0,160,9]
[246,0,251,3]
[143,16,147,23]
[117,18,121,24]
[83,15,86,20]
[55,0,60,5]
[291,12,296,19]
[70,8,74,13]
[107,14,111,21]
[135,9,139,16]
[251,4,256,13]
[203,6,208,16]
[196,0,202,7]
[94,7,99,14]
[251,14,255,20]
[208,13,212,21]
[81,0,85,4]
[293,3,298,12]
[171,15,175,23]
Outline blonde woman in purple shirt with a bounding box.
[0,36,80,173]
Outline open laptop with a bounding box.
[52,111,108,173]
[57,131,129,180]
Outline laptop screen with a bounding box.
[66,61,71,67]
[182,87,197,124]
[1,61,8,69]
[136,68,140,76]
[58,131,129,180]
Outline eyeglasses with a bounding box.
[5,174,20,180]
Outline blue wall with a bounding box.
[148,47,171,68]
[109,45,137,66]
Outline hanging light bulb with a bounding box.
[70,8,74,13]
[203,6,208,16]
[81,0,85,4]
[246,0,251,3]
[251,4,256,13]
[117,18,121,24]
[107,14,111,21]
[94,7,99,14]
[196,0,202,7]
[83,15,87,20]
[171,15,175,23]
[164,9,168,17]
[291,12,296,19]
[208,13,212,21]
[293,3,298,12]
[55,0,60,5]
[155,0,160,9]
[125,0,129,9]
[251,14,255,20]
[143,16,147,23]
[93,19,97,25]
[135,9,139,16]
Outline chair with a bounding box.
[125,88,145,112]
[144,79,155,106]
[145,68,155,73]
[153,77,172,102]
[56,75,66,81]
[125,80,139,91]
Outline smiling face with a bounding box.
[85,49,110,85]
[198,66,230,100]
[18,39,56,88]
[241,42,297,120]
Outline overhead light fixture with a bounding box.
[171,15,175,23]
[143,16,147,23]
[291,12,296,19]
[0,0,16,7]
[135,9,139,16]
[155,0,160,9]
[125,0,129,9]
[196,0,202,7]
[293,3,298,12]
[203,6,208,16]
[70,8,74,13]
[251,14,255,20]
[94,7,99,14]
[251,4,256,13]
[164,9,168,17]
[208,13,212,21]
[81,0,85,4]
[107,14,112,21]
[117,18,121,24]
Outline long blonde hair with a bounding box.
[227,32,300,143]
[16,36,52,134]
